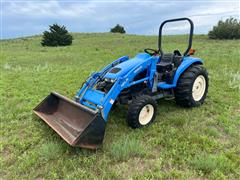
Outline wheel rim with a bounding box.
[138,104,154,125]
[192,75,206,101]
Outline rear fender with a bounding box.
[172,57,203,86]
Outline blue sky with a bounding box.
[1,0,239,39]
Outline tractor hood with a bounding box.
[104,53,151,79]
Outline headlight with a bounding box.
[104,78,116,83]
[110,79,115,83]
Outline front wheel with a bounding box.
[126,95,157,129]
[175,65,209,107]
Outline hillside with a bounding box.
[1,33,240,179]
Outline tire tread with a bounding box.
[175,65,208,107]
[127,95,157,128]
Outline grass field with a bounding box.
[1,33,240,179]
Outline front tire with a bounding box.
[127,95,157,129]
[175,65,209,107]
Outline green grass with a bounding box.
[191,153,234,174]
[1,33,240,179]
[109,134,147,161]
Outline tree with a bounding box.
[208,17,240,39]
[110,24,126,34]
[41,24,73,46]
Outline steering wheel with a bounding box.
[144,48,159,56]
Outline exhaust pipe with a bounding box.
[33,92,106,149]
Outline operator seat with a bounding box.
[157,51,182,73]
[157,53,174,73]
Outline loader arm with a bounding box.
[75,56,129,99]
[100,55,159,120]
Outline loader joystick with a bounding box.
[144,48,159,56]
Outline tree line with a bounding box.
[42,18,239,47]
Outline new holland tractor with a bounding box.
[34,18,209,149]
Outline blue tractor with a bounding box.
[34,18,209,149]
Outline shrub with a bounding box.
[208,17,240,39]
[41,24,73,46]
[110,24,126,34]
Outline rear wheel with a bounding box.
[127,95,157,128]
[175,65,208,107]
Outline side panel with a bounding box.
[121,56,158,89]
[101,56,158,120]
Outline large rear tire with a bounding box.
[175,65,208,107]
[127,95,157,129]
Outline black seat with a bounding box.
[157,52,183,73]
[157,53,174,73]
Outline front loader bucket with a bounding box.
[33,92,105,149]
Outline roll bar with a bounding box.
[158,18,194,56]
